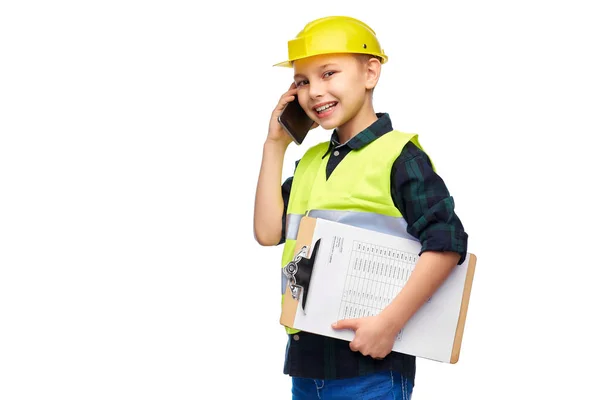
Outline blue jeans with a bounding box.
[291,370,413,399]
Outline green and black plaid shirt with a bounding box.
[279,113,468,383]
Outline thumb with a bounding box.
[332,318,360,331]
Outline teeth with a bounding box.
[316,102,336,112]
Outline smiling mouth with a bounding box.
[313,102,338,115]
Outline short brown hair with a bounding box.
[355,54,383,64]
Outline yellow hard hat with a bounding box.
[274,16,388,67]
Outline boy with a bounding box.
[254,16,468,399]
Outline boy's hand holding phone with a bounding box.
[267,83,298,146]
[268,83,318,147]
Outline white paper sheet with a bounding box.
[292,218,470,363]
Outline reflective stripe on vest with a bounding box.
[286,209,419,242]
[285,213,304,241]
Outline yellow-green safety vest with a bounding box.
[280,130,434,334]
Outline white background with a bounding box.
[1,1,599,399]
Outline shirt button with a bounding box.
[333,150,340,156]
[293,334,300,341]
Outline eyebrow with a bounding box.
[294,63,339,80]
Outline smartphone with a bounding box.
[278,96,314,145]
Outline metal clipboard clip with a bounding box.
[282,239,321,314]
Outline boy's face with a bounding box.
[293,53,378,131]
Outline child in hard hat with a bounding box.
[254,16,468,399]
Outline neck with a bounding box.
[336,100,378,143]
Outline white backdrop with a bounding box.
[1,1,599,399]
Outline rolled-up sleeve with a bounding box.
[391,142,468,264]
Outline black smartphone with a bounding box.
[278,96,314,145]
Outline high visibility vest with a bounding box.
[280,130,433,334]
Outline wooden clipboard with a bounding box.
[280,216,477,364]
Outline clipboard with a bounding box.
[280,216,477,364]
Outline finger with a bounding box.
[332,318,360,331]
[280,90,296,101]
[349,340,359,352]
[274,95,296,113]
[283,84,298,96]
[280,94,295,104]
[278,91,297,108]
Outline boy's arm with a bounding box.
[380,141,468,332]
[253,83,298,246]
[256,156,297,246]
[253,140,290,246]
[332,142,468,358]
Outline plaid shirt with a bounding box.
[279,113,468,382]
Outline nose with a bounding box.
[308,79,324,100]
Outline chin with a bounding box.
[318,120,338,130]
[317,113,345,131]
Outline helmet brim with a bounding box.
[274,53,387,68]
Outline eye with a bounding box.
[295,79,309,87]
[323,71,336,78]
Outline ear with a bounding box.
[364,58,381,90]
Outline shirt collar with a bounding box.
[323,113,393,158]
